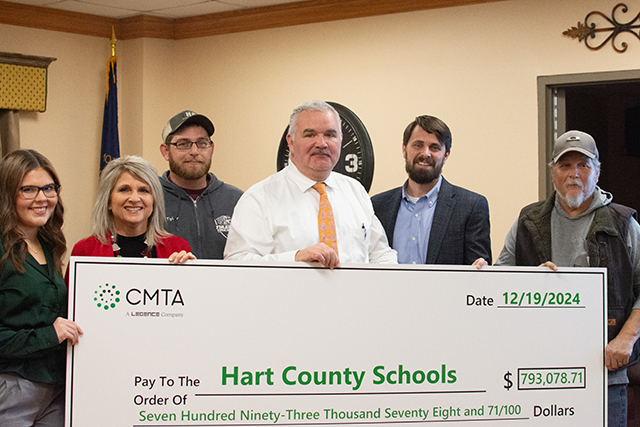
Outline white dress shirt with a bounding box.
[224,162,397,264]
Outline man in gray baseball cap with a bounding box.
[485,130,640,425]
[159,110,243,259]
[551,130,598,163]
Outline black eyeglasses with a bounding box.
[20,184,60,199]
[167,138,212,151]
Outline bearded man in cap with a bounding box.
[160,110,243,259]
[489,130,640,426]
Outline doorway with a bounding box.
[538,70,640,214]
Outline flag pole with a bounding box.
[110,26,117,57]
[100,26,120,171]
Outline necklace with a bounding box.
[26,239,40,254]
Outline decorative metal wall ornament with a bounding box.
[563,3,640,53]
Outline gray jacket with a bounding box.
[160,171,243,259]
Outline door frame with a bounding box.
[537,69,640,199]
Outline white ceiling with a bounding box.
[4,0,312,18]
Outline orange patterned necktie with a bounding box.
[312,183,338,255]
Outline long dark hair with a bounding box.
[0,150,66,274]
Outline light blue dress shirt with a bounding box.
[393,176,443,264]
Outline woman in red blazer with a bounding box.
[69,156,194,264]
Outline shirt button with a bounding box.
[412,237,416,241]
[415,213,418,217]
[412,261,416,264]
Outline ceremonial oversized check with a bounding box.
[66,258,607,426]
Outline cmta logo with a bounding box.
[95,284,121,310]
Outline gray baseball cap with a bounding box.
[552,130,599,163]
[162,110,214,142]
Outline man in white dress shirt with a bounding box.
[224,100,397,268]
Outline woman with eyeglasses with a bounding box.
[0,149,82,426]
[69,155,194,263]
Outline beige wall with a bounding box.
[2,24,106,252]
[2,0,640,261]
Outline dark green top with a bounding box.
[0,236,67,385]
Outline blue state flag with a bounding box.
[100,56,120,170]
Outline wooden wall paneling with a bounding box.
[118,15,174,40]
[1,0,509,40]
[174,0,509,39]
[0,0,115,38]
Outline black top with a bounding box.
[115,233,157,258]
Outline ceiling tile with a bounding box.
[46,0,141,17]
[222,0,307,6]
[1,0,314,18]
[153,1,242,18]
[81,0,203,12]
[3,0,61,5]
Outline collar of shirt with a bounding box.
[401,175,443,206]
[286,161,337,193]
[394,175,443,264]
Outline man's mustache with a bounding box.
[413,156,434,166]
[564,178,584,189]
[312,148,332,156]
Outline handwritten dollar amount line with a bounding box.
[504,368,586,390]
[502,292,582,307]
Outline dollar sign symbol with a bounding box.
[504,371,513,391]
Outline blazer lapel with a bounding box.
[382,188,403,247]
[426,178,455,263]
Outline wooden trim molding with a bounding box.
[0,0,116,38]
[0,0,509,40]
[174,0,510,39]
[118,15,174,40]
[0,51,56,68]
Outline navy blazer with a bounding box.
[371,177,491,265]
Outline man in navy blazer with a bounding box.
[371,115,491,265]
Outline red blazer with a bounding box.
[70,233,191,258]
[65,233,191,284]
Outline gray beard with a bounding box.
[555,178,597,209]
[558,192,589,208]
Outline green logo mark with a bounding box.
[94,284,121,310]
